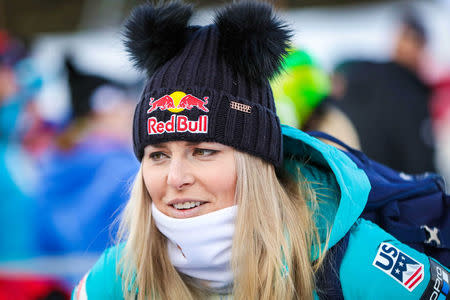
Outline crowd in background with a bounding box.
[1,2,450,299]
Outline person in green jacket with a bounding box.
[271,49,361,150]
[73,2,449,299]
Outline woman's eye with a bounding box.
[193,148,217,157]
[149,152,167,161]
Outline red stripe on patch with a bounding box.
[408,273,423,289]
[405,266,422,286]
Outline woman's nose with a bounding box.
[166,158,195,190]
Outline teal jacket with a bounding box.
[73,125,449,299]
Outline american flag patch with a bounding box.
[372,242,424,292]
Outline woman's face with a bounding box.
[143,141,237,218]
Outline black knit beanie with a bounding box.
[124,1,291,167]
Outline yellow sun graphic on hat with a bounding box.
[168,91,186,113]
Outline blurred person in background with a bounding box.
[334,11,436,174]
[272,49,361,150]
[34,57,139,284]
[0,30,41,262]
[0,29,68,300]
[429,74,450,190]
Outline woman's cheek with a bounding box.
[143,168,161,199]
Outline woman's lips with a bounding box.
[166,199,209,218]
[172,201,202,209]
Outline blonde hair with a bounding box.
[117,151,325,299]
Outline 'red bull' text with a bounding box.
[147,115,208,135]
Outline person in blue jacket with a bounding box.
[0,31,41,262]
[73,2,449,299]
[34,58,139,285]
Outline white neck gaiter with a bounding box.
[151,203,237,290]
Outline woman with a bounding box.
[73,2,448,299]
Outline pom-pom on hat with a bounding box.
[124,1,291,167]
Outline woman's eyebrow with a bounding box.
[185,141,202,146]
[150,143,168,149]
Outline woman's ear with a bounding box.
[123,0,194,78]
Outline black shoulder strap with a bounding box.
[315,233,350,300]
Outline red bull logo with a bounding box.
[146,91,209,135]
[148,115,208,135]
[147,91,209,113]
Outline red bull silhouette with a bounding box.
[178,94,209,112]
[147,95,176,113]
